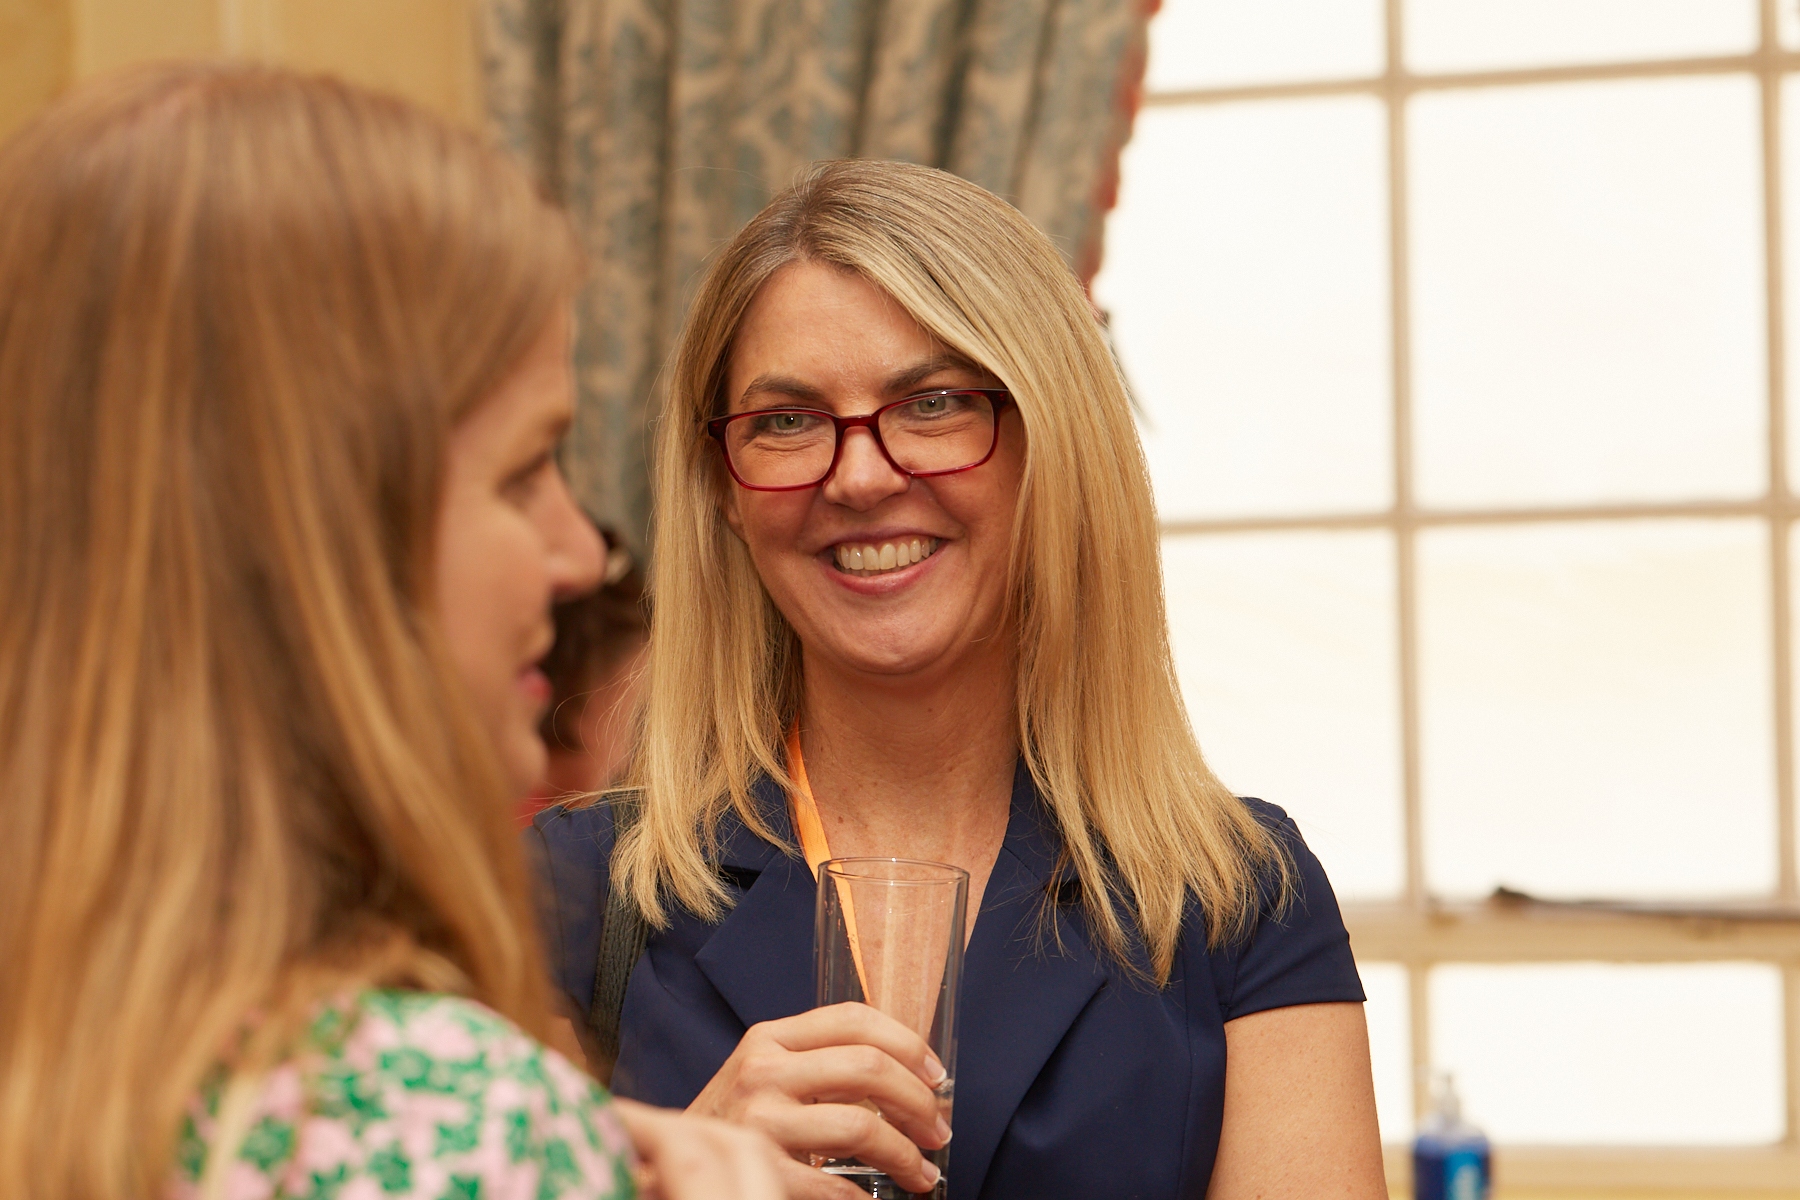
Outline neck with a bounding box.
[795,639,1016,876]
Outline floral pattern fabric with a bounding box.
[478,0,1153,552]
[169,990,635,1200]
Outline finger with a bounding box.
[776,1156,866,1200]
[751,1100,941,1196]
[757,1045,947,1150]
[696,1123,789,1200]
[614,1101,748,1200]
[618,1100,798,1200]
[752,1003,945,1086]
[718,1126,800,1200]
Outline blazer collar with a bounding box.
[713,776,795,872]
[692,766,1109,1200]
[695,777,814,1026]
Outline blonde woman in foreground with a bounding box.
[531,160,1388,1199]
[0,65,784,1200]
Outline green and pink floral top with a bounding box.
[169,990,635,1200]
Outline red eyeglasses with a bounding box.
[707,388,1013,491]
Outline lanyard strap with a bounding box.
[786,722,833,877]
[788,723,872,995]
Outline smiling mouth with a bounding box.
[832,537,940,577]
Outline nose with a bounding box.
[545,472,606,601]
[820,424,908,510]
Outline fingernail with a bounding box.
[921,1161,941,1187]
[924,1052,946,1085]
[934,1117,952,1145]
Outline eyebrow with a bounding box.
[736,355,990,409]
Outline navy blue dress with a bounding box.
[528,762,1364,1200]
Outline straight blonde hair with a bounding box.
[0,64,581,1199]
[622,159,1286,982]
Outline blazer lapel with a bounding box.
[694,780,818,1028]
[949,764,1106,1200]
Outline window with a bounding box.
[1095,0,1800,1189]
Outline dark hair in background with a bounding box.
[539,525,648,753]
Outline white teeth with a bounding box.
[834,537,940,576]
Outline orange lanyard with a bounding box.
[785,723,833,877]
[787,724,871,993]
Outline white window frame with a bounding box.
[1142,1,1800,1188]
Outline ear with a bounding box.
[718,466,747,543]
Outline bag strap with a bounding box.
[588,789,650,1085]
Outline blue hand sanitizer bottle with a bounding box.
[1413,1073,1490,1200]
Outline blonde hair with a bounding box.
[624,158,1286,983]
[0,64,581,1198]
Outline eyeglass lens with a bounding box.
[722,392,998,489]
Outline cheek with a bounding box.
[732,490,812,555]
[433,494,540,683]
[433,506,494,675]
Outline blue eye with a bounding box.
[904,392,974,419]
[749,411,827,437]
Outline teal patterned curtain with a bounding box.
[480,0,1151,550]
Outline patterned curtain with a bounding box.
[480,0,1152,550]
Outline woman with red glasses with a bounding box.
[529,159,1387,1200]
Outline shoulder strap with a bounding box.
[588,789,649,1085]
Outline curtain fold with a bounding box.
[481,0,1150,549]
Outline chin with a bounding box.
[835,639,962,678]
[501,735,550,799]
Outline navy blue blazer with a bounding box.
[528,762,1363,1200]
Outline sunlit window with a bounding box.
[1096,0,1800,1186]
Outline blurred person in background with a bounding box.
[524,525,650,823]
[0,63,783,1200]
[530,160,1387,1200]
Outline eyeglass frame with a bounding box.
[705,387,1015,492]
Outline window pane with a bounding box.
[1359,962,1415,1142]
[1098,99,1391,520]
[1418,519,1776,898]
[1778,3,1800,51]
[1162,531,1404,899]
[1410,77,1766,508]
[1406,0,1757,73]
[1779,79,1800,475]
[1147,0,1384,93]
[1432,963,1785,1144]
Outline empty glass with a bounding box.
[814,857,969,1200]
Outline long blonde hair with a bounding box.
[0,64,581,1198]
[623,159,1286,982]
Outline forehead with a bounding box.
[727,263,942,384]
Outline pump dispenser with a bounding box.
[1413,1073,1490,1200]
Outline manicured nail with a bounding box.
[934,1117,952,1145]
[924,1053,946,1085]
[921,1161,941,1187]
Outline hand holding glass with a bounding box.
[814,857,968,1200]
